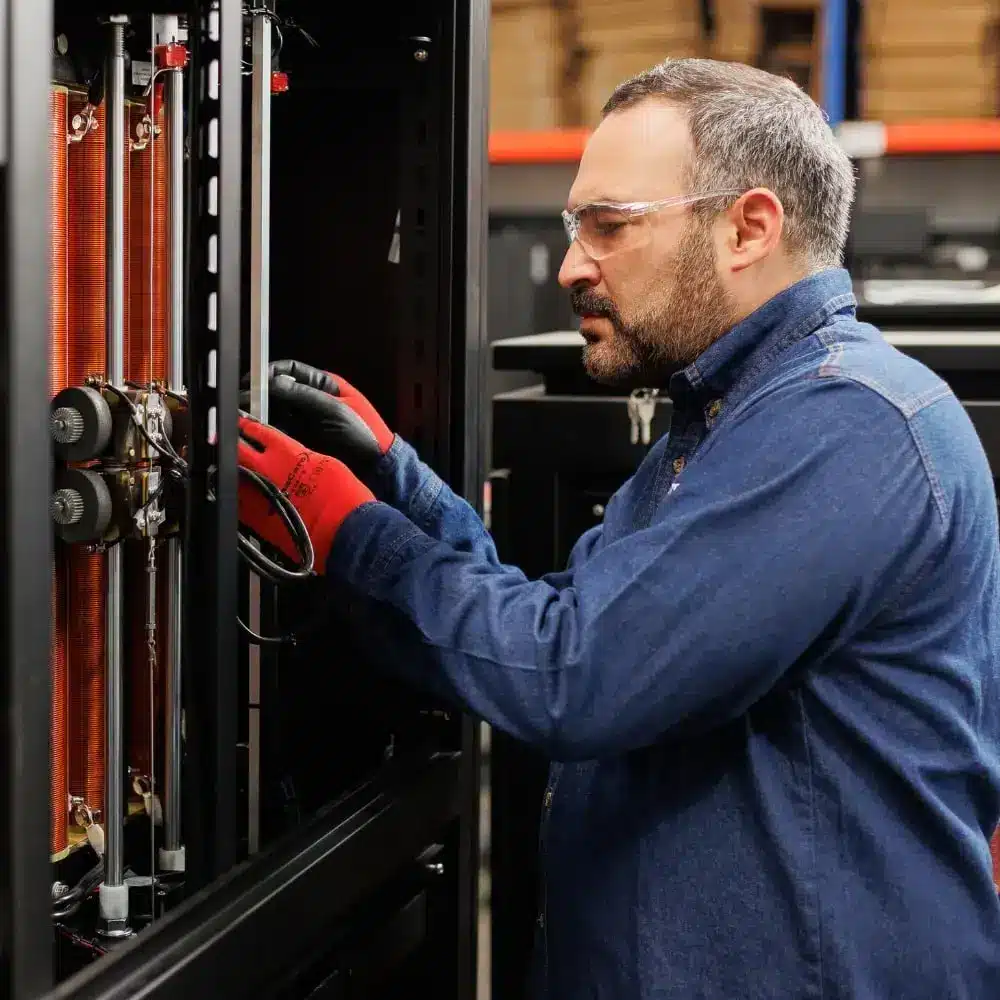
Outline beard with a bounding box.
[572,218,737,388]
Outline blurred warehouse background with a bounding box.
[486,0,1000,396]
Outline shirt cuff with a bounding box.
[327,499,428,589]
[373,434,445,525]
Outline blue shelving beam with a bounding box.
[822,0,849,125]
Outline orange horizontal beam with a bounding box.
[489,128,590,164]
[488,121,1000,164]
[883,119,1000,154]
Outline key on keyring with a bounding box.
[636,394,657,446]
[627,393,640,445]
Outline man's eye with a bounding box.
[588,210,629,237]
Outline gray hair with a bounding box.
[602,58,856,269]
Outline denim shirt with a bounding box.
[330,268,1000,999]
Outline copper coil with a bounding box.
[51,87,69,393]
[50,87,71,857]
[66,94,108,817]
[66,549,106,816]
[67,94,107,385]
[50,564,69,856]
[126,102,169,384]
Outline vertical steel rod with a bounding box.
[247,8,272,855]
[99,12,129,936]
[160,13,186,872]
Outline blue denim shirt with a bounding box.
[330,268,1000,998]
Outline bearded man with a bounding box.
[237,59,1000,999]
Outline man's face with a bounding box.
[558,100,739,387]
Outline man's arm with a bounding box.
[330,377,943,760]
[372,435,500,562]
[260,360,523,564]
[374,434,606,573]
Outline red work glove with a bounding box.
[237,416,375,572]
[241,360,394,478]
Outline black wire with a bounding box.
[236,466,315,583]
[102,381,319,643]
[101,382,188,472]
[239,586,342,648]
[238,615,293,646]
[111,386,303,586]
[52,860,104,921]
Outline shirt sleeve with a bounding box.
[371,435,500,564]
[330,377,943,760]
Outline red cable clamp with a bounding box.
[155,43,189,70]
[271,71,290,95]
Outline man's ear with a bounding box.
[722,189,784,272]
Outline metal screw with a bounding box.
[414,49,428,62]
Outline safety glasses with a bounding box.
[561,191,740,261]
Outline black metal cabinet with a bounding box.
[0,1,488,998]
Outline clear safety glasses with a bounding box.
[561,191,740,261]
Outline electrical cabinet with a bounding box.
[0,3,488,998]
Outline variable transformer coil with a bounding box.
[50,85,70,858]
[65,89,109,832]
[52,86,175,857]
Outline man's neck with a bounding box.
[729,261,820,327]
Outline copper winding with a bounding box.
[66,92,109,820]
[58,91,173,828]
[51,569,69,856]
[66,550,107,816]
[66,93,107,387]
[51,88,69,396]
[57,88,174,836]
[50,86,70,857]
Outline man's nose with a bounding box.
[558,239,601,289]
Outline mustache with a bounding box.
[571,288,618,320]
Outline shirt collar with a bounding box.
[674,268,856,401]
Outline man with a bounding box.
[237,59,1000,998]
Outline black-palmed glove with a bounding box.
[240,359,394,481]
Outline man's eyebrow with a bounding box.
[566,194,625,211]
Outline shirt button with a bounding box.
[543,789,553,809]
[537,912,545,929]
[706,399,722,419]
[673,456,686,474]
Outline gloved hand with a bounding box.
[241,360,394,479]
[237,415,375,572]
